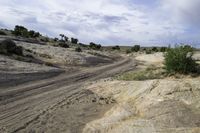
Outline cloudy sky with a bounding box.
[0,0,200,46]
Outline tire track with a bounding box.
[0,57,135,133]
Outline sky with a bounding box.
[0,0,200,46]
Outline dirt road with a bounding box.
[0,57,135,133]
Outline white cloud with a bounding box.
[0,0,199,46]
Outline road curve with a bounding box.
[0,57,135,133]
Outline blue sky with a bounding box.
[0,0,200,46]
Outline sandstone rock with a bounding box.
[84,78,200,133]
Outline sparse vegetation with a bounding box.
[59,34,65,40]
[116,66,166,81]
[12,25,29,37]
[12,25,40,38]
[145,49,152,54]
[28,30,40,38]
[71,38,78,44]
[79,43,87,47]
[160,47,167,52]
[58,42,69,48]
[152,47,158,52]
[40,37,49,42]
[131,45,140,52]
[59,34,69,42]
[89,42,101,50]
[164,45,197,74]
[54,38,59,42]
[0,39,23,55]
[112,45,120,50]
[75,47,82,52]
[64,36,69,42]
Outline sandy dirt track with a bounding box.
[0,57,135,133]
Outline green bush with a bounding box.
[54,38,59,42]
[0,39,23,55]
[28,30,40,38]
[131,45,140,52]
[116,66,165,81]
[112,45,120,50]
[12,25,41,38]
[64,36,69,42]
[152,47,158,52]
[40,37,50,42]
[71,38,78,44]
[75,47,82,52]
[89,42,101,50]
[164,45,197,74]
[12,25,29,37]
[79,43,87,47]
[58,42,69,48]
[160,47,167,52]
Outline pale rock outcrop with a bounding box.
[84,78,200,133]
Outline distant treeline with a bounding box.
[12,25,41,38]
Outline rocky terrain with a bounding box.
[15,41,116,67]
[0,37,119,88]
[84,78,200,133]
[0,37,136,133]
[83,53,200,133]
[1,35,200,133]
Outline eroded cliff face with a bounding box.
[83,78,200,133]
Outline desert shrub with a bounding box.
[160,47,167,52]
[116,66,166,81]
[89,42,101,50]
[12,25,29,37]
[28,30,40,38]
[0,31,6,35]
[131,45,140,52]
[58,42,69,48]
[29,30,36,37]
[75,47,82,52]
[64,36,68,42]
[143,48,146,51]
[40,37,49,42]
[71,38,78,44]
[59,39,65,43]
[12,25,41,38]
[59,34,65,40]
[54,38,59,42]
[164,45,197,74]
[145,49,152,54]
[152,47,158,52]
[0,39,23,55]
[112,45,120,50]
[126,49,132,54]
[79,43,87,47]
